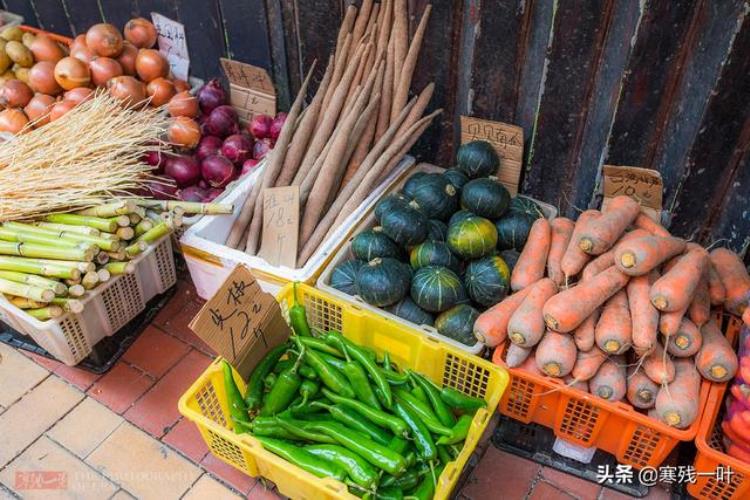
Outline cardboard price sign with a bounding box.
[189,265,290,379]
[460,116,524,195]
[602,165,663,220]
[220,58,276,123]
[151,13,189,80]
[258,186,299,268]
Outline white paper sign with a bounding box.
[151,12,190,80]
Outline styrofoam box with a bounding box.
[0,236,176,366]
[0,11,24,28]
[180,156,417,298]
[317,164,558,354]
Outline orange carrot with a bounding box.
[581,251,614,282]
[708,262,726,306]
[633,212,671,237]
[511,218,552,292]
[535,330,577,377]
[564,375,589,393]
[696,319,738,382]
[688,271,711,327]
[561,210,600,279]
[655,358,701,428]
[626,366,659,409]
[543,266,630,333]
[571,347,607,382]
[589,357,626,402]
[505,342,532,368]
[595,290,631,354]
[473,287,533,347]
[744,307,750,328]
[573,309,599,351]
[613,234,686,276]
[666,318,703,357]
[628,271,660,356]
[650,247,708,312]
[516,351,542,376]
[642,343,675,385]
[659,303,689,339]
[508,278,558,347]
[710,248,750,315]
[577,196,641,255]
[546,217,575,286]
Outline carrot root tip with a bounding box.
[652,296,668,310]
[579,238,593,253]
[665,412,681,426]
[604,340,621,353]
[675,336,689,349]
[710,365,727,379]
[544,363,561,377]
[543,314,558,330]
[597,387,613,399]
[620,253,636,268]
[637,390,653,404]
[510,332,524,345]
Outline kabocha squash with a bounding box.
[435,304,480,346]
[380,201,428,247]
[351,227,401,261]
[355,257,410,307]
[461,177,510,219]
[375,192,410,221]
[508,196,545,219]
[410,240,461,273]
[443,168,469,190]
[495,212,535,251]
[409,174,458,221]
[500,249,520,272]
[464,255,510,306]
[456,140,499,178]
[402,171,428,199]
[386,296,434,326]
[449,209,475,227]
[411,265,466,313]
[447,215,498,260]
[427,219,448,241]
[330,259,363,295]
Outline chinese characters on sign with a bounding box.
[258,186,300,268]
[596,464,733,486]
[220,58,276,123]
[602,165,663,221]
[459,116,524,195]
[150,13,189,80]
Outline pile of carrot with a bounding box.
[475,195,750,429]
[723,325,750,463]
[225,0,441,267]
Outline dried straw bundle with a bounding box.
[0,92,169,222]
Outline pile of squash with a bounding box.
[329,140,547,346]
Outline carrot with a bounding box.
[613,234,686,276]
[666,318,703,358]
[633,212,671,237]
[595,290,631,355]
[390,5,431,123]
[626,367,659,409]
[728,443,750,463]
[589,357,626,402]
[511,218,552,292]
[655,358,701,428]
[744,307,750,328]
[696,319,738,382]
[577,196,641,255]
[543,265,630,333]
[571,347,607,382]
[564,375,589,393]
[474,287,533,347]
[642,342,675,385]
[517,351,543,376]
[722,421,750,449]
[505,342,532,368]
[628,271,660,356]
[508,278,558,347]
[688,271,711,327]
[708,262,727,306]
[547,217,575,286]
[581,251,614,282]
[561,209,600,279]
[573,309,599,351]
[535,330,577,377]
[650,247,709,312]
[659,303,688,339]
[710,248,750,315]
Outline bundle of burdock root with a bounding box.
[226,0,441,266]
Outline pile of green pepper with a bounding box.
[220,286,487,499]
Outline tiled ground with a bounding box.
[0,277,672,499]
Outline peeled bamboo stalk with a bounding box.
[68,284,85,297]
[2,222,119,251]
[44,214,118,233]
[75,200,136,218]
[135,222,171,246]
[97,269,111,283]
[82,271,99,290]
[96,252,110,265]
[128,214,142,225]
[65,277,81,286]
[392,5,431,122]
[133,200,233,215]
[0,270,67,295]
[111,215,131,228]
[116,227,135,240]
[105,261,135,275]
[0,240,95,262]
[0,227,95,250]
[0,277,55,302]
[97,232,118,242]
[36,259,95,274]
[145,209,162,222]
[27,306,63,320]
[106,250,126,261]
[125,240,147,258]
[134,219,154,237]
[8,296,45,309]
[0,256,81,279]
[35,222,100,236]
[51,297,84,314]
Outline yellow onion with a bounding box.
[86,23,123,57]
[124,18,158,49]
[146,77,176,107]
[29,34,65,63]
[135,49,168,82]
[107,75,146,105]
[168,116,201,148]
[50,99,76,121]
[116,41,138,76]
[28,61,62,95]
[54,56,91,90]
[167,90,199,118]
[89,57,123,87]
[0,107,29,133]
[0,79,33,107]
[24,93,55,126]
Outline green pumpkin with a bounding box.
[409,174,458,221]
[380,201,428,247]
[495,212,535,251]
[411,265,466,313]
[499,249,520,272]
[355,257,410,307]
[448,209,475,227]
[435,304,480,346]
[351,227,401,261]
[410,240,461,273]
[442,168,469,190]
[330,259,364,295]
[508,196,545,220]
[464,256,510,306]
[461,177,511,219]
[456,140,499,178]
[427,219,448,241]
[402,172,429,199]
[386,297,434,326]
[447,215,498,260]
[375,192,411,222]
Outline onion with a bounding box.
[86,23,124,57]
[116,41,138,75]
[64,87,93,105]
[70,34,87,53]
[196,135,223,161]
[50,100,76,121]
[28,61,62,95]
[107,75,146,105]
[241,158,259,176]
[136,176,178,199]
[201,154,236,188]
[270,112,287,141]
[221,133,253,165]
[146,77,176,107]
[168,116,201,148]
[179,185,209,202]
[164,155,201,187]
[71,45,96,65]
[196,78,226,114]
[248,114,272,139]
[54,57,91,90]
[167,90,198,117]
[30,34,65,63]
[253,138,273,160]
[0,79,33,107]
[173,79,190,93]
[205,105,238,138]
[198,179,208,189]
[206,188,223,201]
[135,49,168,82]
[0,108,29,133]
[89,57,123,87]
[124,18,158,49]
[24,93,55,126]
[142,150,168,174]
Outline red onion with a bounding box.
[221,133,253,164]
[253,138,273,160]
[196,135,223,161]
[201,154,236,188]
[270,112,287,141]
[248,114,272,139]
[196,78,227,114]
[164,154,201,188]
[198,179,208,189]
[179,185,209,202]
[206,188,223,201]
[205,105,239,138]
[241,158,260,176]
[142,150,167,174]
[135,176,178,199]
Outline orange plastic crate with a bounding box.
[19,25,73,45]
[492,313,741,470]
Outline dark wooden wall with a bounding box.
[6,0,749,257]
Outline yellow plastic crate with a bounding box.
[178,283,509,500]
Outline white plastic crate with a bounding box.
[0,236,176,365]
[180,156,416,298]
[0,11,24,28]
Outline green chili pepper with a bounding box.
[321,388,407,437]
[440,387,486,412]
[437,445,451,464]
[411,384,429,405]
[376,487,404,500]
[407,465,444,500]
[280,358,317,379]
[311,402,393,445]
[285,395,326,418]
[404,450,417,468]
[382,368,409,385]
[382,469,422,491]
[298,336,345,357]
[317,350,347,371]
[299,379,320,403]
[254,436,346,480]
[222,360,251,433]
[326,332,392,408]
[388,436,409,455]
[244,343,288,409]
[436,414,473,445]
[393,401,436,461]
[263,372,278,391]
[273,358,292,374]
[343,359,381,409]
[250,417,297,440]
[407,371,456,427]
[383,352,392,370]
[290,282,312,336]
[260,350,304,416]
[305,444,378,488]
[394,388,451,436]
[294,336,356,398]
[275,417,337,443]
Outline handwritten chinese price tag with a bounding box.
[602,165,663,221]
[189,265,290,379]
[460,116,524,195]
[258,186,299,268]
[220,58,276,123]
[151,13,189,80]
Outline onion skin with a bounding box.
[179,185,209,202]
[86,23,124,58]
[205,105,239,138]
[89,57,123,87]
[241,158,260,176]
[24,93,55,126]
[221,133,253,164]
[50,100,76,121]
[70,34,87,53]
[71,45,96,65]
[253,138,273,160]
[107,75,146,105]
[168,116,201,148]
[64,87,94,105]
[0,108,29,134]
[164,155,201,188]
[196,78,226,114]
[30,34,65,63]
[167,90,198,118]
[248,114,272,139]
[116,41,138,76]
[173,79,190,93]
[28,61,62,95]
[124,18,158,49]
[0,79,33,107]
[195,135,223,161]
[269,112,286,141]
[135,49,169,82]
[54,57,91,90]
[146,77,176,107]
[201,154,236,188]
